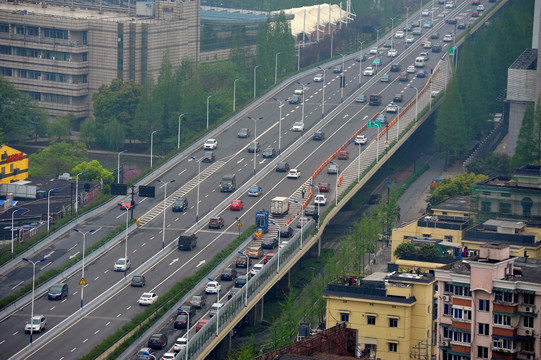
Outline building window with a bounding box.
[15,25,25,35]
[493,314,511,326]
[340,313,349,322]
[481,201,491,212]
[43,28,68,40]
[82,52,88,62]
[17,69,27,78]
[523,316,534,328]
[523,340,534,352]
[478,299,489,311]
[24,91,41,101]
[367,316,376,325]
[82,74,87,83]
[0,23,9,33]
[389,318,397,328]
[499,202,511,214]
[0,67,12,76]
[477,346,489,359]
[27,26,38,36]
[482,191,491,196]
[453,308,471,321]
[523,293,535,305]
[494,290,516,303]
[443,303,451,316]
[444,235,453,241]
[388,343,397,352]
[493,338,515,351]
[0,45,11,55]
[478,323,489,335]
[453,331,471,344]
[443,327,452,339]
[422,233,431,238]
[453,285,471,297]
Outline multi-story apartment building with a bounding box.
[435,243,541,360]
[324,271,436,360]
[0,0,200,119]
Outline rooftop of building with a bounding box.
[431,195,471,213]
[464,219,541,246]
[509,48,538,71]
[474,165,541,190]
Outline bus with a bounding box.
[369,94,382,106]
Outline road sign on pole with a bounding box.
[368,120,382,128]
[449,46,455,55]
[79,278,87,286]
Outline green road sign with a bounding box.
[449,46,455,55]
[367,120,381,128]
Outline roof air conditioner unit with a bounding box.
[441,340,449,347]
[442,295,450,301]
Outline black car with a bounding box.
[289,95,301,104]
[148,333,168,349]
[356,54,367,62]
[247,142,261,153]
[209,216,225,228]
[390,64,401,72]
[313,131,325,141]
[235,275,248,288]
[48,283,68,300]
[448,18,457,24]
[220,267,238,281]
[261,237,279,249]
[173,314,189,329]
[130,275,146,287]
[457,23,466,29]
[262,147,277,158]
[279,226,294,238]
[276,162,290,172]
[304,204,317,216]
[393,94,403,102]
[431,32,439,39]
[237,128,250,138]
[172,197,188,212]
[176,305,196,318]
[383,40,392,48]
[227,287,241,300]
[202,151,215,163]
[432,44,442,53]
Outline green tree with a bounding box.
[0,76,48,142]
[431,173,488,204]
[79,118,95,148]
[47,115,70,141]
[512,101,540,168]
[29,141,87,177]
[418,243,439,260]
[394,242,417,259]
[466,153,511,176]
[71,160,114,193]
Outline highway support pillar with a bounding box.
[214,330,232,360]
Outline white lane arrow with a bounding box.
[259,160,266,164]
[69,251,80,259]
[43,250,55,258]
[196,260,206,268]
[237,158,244,164]
[169,258,179,266]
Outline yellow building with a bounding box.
[324,271,436,359]
[0,145,28,183]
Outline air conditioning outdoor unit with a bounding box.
[525,329,534,336]
[525,307,534,313]
[441,340,449,347]
[442,295,450,301]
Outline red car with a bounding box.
[337,150,349,160]
[119,200,134,210]
[318,182,330,192]
[230,199,244,211]
[196,319,208,332]
[471,11,479,17]
[264,253,275,264]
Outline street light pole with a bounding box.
[410,85,419,122]
[358,116,368,182]
[273,98,285,154]
[233,78,242,112]
[390,16,397,49]
[248,116,263,176]
[117,150,127,184]
[297,81,310,124]
[207,277,220,335]
[358,41,365,88]
[206,94,216,129]
[150,129,160,169]
[293,200,305,248]
[338,53,345,102]
[22,257,46,344]
[253,64,262,99]
[396,105,401,142]
[11,208,24,253]
[73,228,95,309]
[375,27,381,49]
[178,113,188,149]
[269,221,281,273]
[191,157,201,223]
[274,52,283,84]
[47,187,59,231]
[156,179,175,250]
[330,161,339,205]
[75,172,85,214]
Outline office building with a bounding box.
[0,144,28,183]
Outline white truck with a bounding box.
[271,196,289,216]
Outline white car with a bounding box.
[205,281,221,294]
[114,257,130,271]
[477,4,485,11]
[173,337,187,353]
[250,263,264,276]
[395,30,404,39]
[203,138,217,150]
[354,135,367,145]
[422,9,429,16]
[279,241,289,249]
[294,85,303,95]
[313,73,323,82]
[137,292,158,306]
[161,353,177,360]
[406,35,414,44]
[25,315,46,333]
[443,34,453,42]
[423,41,432,49]
[386,103,398,113]
[363,67,375,76]
[407,65,416,73]
[387,48,398,57]
[419,52,429,61]
[291,121,304,132]
[314,194,327,206]
[445,2,454,9]
[369,46,378,55]
[287,169,301,179]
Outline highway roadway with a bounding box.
[0,0,493,358]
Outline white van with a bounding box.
[414,57,425,68]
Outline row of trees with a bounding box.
[512,99,541,169]
[435,0,533,167]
